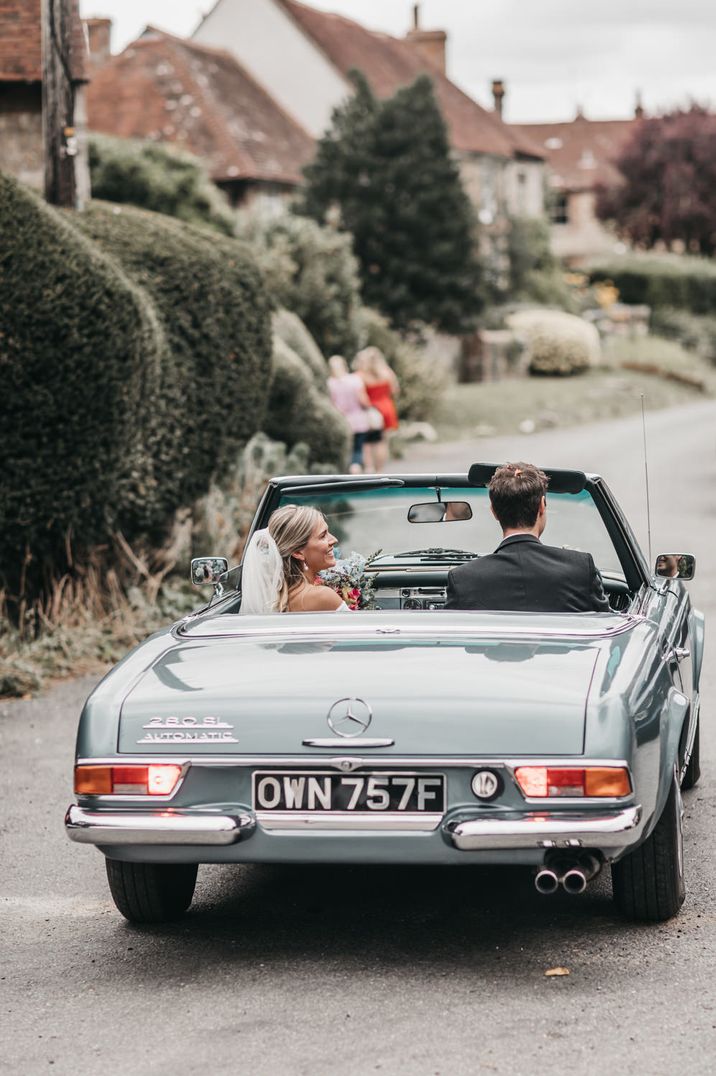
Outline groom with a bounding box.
[445,462,610,613]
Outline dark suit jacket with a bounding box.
[445,533,610,613]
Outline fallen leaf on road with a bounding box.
[545,967,570,977]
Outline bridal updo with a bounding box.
[268,504,325,611]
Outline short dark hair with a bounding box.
[488,462,548,529]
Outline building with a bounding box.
[192,0,546,230]
[86,26,315,210]
[0,0,89,195]
[513,104,643,263]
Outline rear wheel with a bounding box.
[681,716,701,791]
[612,771,685,922]
[105,859,198,923]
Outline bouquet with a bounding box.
[318,550,380,610]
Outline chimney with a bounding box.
[634,91,645,119]
[405,3,447,76]
[491,79,505,118]
[84,17,112,68]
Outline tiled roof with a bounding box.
[86,30,315,185]
[276,0,543,160]
[512,115,639,191]
[0,0,87,82]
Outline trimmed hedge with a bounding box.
[507,309,601,375]
[589,256,716,314]
[73,202,272,509]
[265,337,351,468]
[272,308,328,389]
[0,174,164,594]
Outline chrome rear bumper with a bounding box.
[445,806,642,851]
[65,805,254,846]
[66,802,641,853]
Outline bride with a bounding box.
[239,504,349,614]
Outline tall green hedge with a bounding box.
[589,256,716,314]
[0,174,165,597]
[73,202,272,507]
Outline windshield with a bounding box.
[278,485,624,576]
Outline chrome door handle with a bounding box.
[666,646,690,662]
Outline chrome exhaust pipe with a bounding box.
[562,868,587,894]
[534,868,560,895]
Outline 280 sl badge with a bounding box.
[138,715,238,744]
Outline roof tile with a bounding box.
[0,0,87,82]
[512,115,638,191]
[86,31,315,185]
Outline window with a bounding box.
[550,192,569,225]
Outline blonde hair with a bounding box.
[328,354,349,378]
[355,346,391,380]
[268,504,325,611]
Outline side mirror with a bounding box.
[191,556,229,586]
[655,553,695,581]
[408,501,473,523]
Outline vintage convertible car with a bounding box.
[66,466,703,925]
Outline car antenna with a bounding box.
[641,394,653,565]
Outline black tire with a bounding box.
[105,859,198,924]
[611,771,685,922]
[682,716,701,791]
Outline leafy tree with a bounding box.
[89,134,236,235]
[297,73,483,334]
[596,106,716,255]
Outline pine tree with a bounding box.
[297,73,483,334]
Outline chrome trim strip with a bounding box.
[257,811,442,832]
[302,738,395,748]
[77,756,631,773]
[64,805,254,846]
[446,806,641,851]
[180,617,644,643]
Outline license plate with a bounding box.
[253,771,445,813]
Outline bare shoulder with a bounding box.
[302,585,344,611]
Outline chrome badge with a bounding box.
[138,715,238,744]
[327,697,373,738]
[471,769,501,800]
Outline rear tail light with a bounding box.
[74,764,183,797]
[514,766,631,799]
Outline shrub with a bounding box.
[235,212,362,357]
[272,308,328,389]
[73,202,272,509]
[356,308,447,421]
[0,174,165,607]
[589,256,716,314]
[505,217,577,312]
[265,337,351,468]
[649,308,716,365]
[506,309,601,376]
[89,134,236,235]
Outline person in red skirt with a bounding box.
[354,346,399,473]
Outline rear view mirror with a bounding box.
[408,501,473,523]
[191,556,229,586]
[655,553,695,580]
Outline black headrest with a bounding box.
[468,463,587,495]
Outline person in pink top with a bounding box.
[327,355,373,473]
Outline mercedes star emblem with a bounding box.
[327,697,373,738]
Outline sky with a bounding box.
[80,0,716,123]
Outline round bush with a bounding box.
[265,337,350,468]
[272,308,329,389]
[506,309,601,375]
[73,203,272,506]
[0,174,164,599]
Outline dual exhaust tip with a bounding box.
[534,854,600,896]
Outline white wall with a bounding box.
[504,160,544,219]
[193,0,349,136]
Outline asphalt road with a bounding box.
[2,399,715,1076]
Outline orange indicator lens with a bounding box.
[74,765,112,795]
[514,766,631,798]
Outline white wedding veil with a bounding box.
[238,528,285,615]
